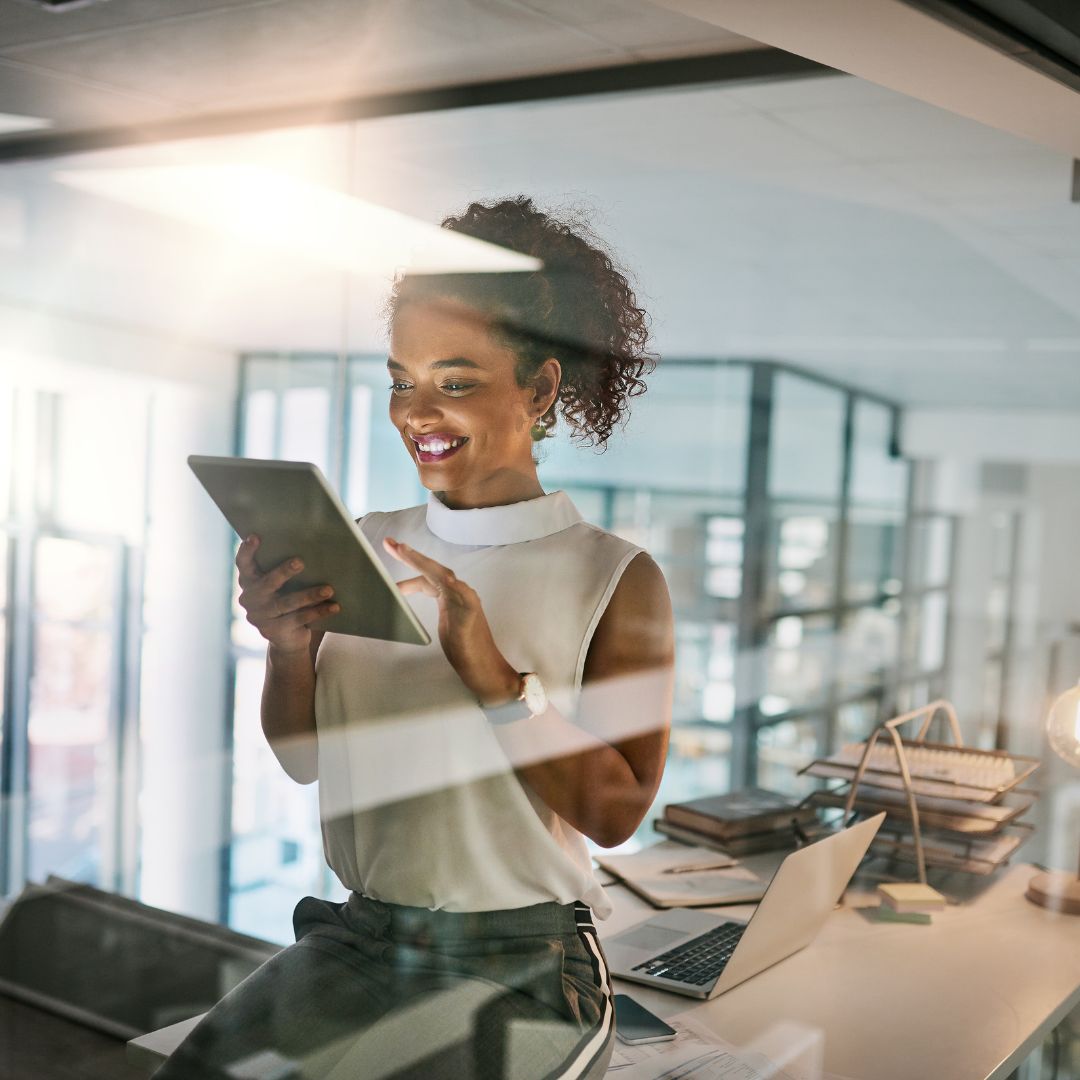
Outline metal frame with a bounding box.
[992,509,1023,750]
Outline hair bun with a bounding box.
[387,196,657,452]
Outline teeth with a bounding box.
[418,437,465,454]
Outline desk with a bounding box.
[601,863,1080,1080]
[130,863,1080,1078]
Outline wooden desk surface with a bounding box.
[597,863,1080,1080]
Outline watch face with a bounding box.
[522,673,547,716]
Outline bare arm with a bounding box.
[484,552,675,847]
[261,631,325,785]
[235,536,339,785]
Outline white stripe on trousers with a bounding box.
[546,923,615,1079]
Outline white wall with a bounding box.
[903,411,1080,873]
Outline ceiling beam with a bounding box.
[0,47,834,164]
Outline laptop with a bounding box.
[604,812,885,1000]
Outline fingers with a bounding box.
[234,535,262,589]
[244,583,335,623]
[246,594,340,632]
[236,536,303,594]
[262,556,307,596]
[293,600,341,626]
[396,575,440,598]
[237,553,304,608]
[270,584,336,618]
[384,537,460,595]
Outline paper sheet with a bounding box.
[606,1011,857,1080]
[606,1013,795,1079]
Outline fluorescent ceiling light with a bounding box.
[0,113,53,135]
[52,164,541,276]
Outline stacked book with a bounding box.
[654,787,824,856]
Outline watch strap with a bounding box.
[479,671,534,724]
[479,697,535,725]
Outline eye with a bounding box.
[442,382,473,393]
[387,382,411,394]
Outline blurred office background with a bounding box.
[0,0,1079,967]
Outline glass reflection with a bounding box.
[28,622,112,885]
[766,509,839,611]
[765,614,833,710]
[757,719,822,797]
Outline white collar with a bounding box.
[425,489,583,546]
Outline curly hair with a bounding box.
[385,196,657,452]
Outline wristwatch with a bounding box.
[479,672,548,724]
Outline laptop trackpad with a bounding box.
[617,924,687,951]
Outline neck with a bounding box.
[433,468,546,511]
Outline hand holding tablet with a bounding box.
[189,455,431,647]
[234,537,341,654]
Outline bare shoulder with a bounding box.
[583,551,674,682]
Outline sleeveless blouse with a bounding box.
[313,489,647,920]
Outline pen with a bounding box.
[661,859,737,875]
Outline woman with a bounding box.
[157,197,675,1079]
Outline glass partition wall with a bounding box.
[0,384,149,899]
[225,351,957,937]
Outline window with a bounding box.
[2,384,147,897]
[230,356,937,864]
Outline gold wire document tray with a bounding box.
[798,700,1040,887]
[870,822,1034,875]
[801,740,1038,803]
[805,788,1035,836]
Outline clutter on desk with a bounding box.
[606,1008,798,1079]
[655,787,828,857]
[866,905,933,926]
[802,740,1038,803]
[593,840,765,908]
[877,882,947,913]
[805,786,1034,836]
[663,788,818,841]
[799,699,1040,893]
[653,815,834,857]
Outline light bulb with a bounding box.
[1046,681,1080,769]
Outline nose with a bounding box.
[401,385,444,429]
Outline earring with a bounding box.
[530,415,550,442]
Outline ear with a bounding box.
[530,358,562,414]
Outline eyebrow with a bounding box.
[386,356,484,373]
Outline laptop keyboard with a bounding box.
[630,922,747,986]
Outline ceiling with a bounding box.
[1,0,1079,410]
[0,0,758,150]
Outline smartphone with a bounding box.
[613,994,678,1045]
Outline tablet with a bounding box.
[188,455,430,646]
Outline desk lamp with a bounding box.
[1026,680,1080,914]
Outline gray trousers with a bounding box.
[152,893,616,1080]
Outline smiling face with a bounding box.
[388,298,560,510]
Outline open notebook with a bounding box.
[593,841,766,907]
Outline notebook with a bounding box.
[593,841,766,908]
